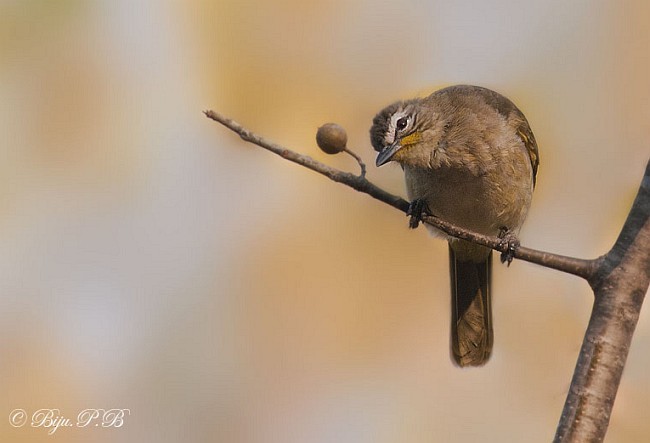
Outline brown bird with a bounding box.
[370,85,539,366]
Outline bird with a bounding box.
[370,85,539,367]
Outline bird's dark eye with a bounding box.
[396,116,409,131]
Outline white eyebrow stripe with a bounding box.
[387,110,409,138]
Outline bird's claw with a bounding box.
[498,227,520,266]
[407,199,429,229]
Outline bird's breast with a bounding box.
[404,163,532,237]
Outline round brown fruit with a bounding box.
[316,123,347,154]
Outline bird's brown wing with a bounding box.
[470,85,539,187]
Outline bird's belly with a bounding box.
[404,165,532,237]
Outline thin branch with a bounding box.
[343,147,367,178]
[204,109,597,280]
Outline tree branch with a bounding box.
[204,109,597,280]
[204,109,650,442]
[554,162,650,443]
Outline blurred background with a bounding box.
[1,1,648,442]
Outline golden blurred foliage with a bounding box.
[0,1,648,442]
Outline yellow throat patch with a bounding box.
[392,132,422,161]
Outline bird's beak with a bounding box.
[375,140,401,167]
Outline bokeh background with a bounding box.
[1,1,649,442]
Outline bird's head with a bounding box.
[370,98,444,168]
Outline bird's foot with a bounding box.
[407,199,429,229]
[498,227,520,266]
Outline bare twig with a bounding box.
[204,109,597,280]
[343,147,367,178]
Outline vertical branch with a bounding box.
[554,161,650,442]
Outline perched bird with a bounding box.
[370,85,539,366]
